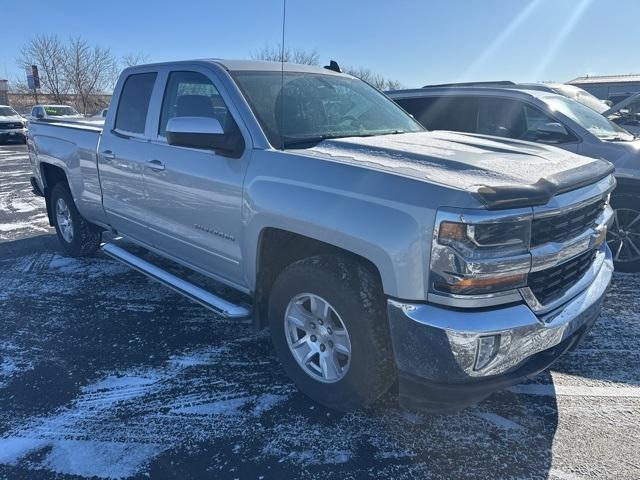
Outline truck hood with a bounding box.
[307,131,614,209]
[0,115,24,123]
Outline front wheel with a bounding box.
[608,192,640,272]
[268,255,396,411]
[50,182,102,257]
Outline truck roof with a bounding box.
[387,85,557,102]
[124,58,348,76]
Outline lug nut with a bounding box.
[328,340,334,348]
[310,323,316,329]
[320,344,326,352]
[327,327,333,335]
[310,335,317,343]
[318,319,324,325]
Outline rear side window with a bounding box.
[396,96,479,133]
[115,72,157,135]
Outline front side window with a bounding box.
[158,71,230,137]
[233,71,423,148]
[477,97,568,142]
[115,72,157,135]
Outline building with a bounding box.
[567,74,640,104]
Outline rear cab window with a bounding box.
[114,72,157,135]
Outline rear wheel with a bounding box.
[609,192,640,272]
[50,182,102,257]
[268,255,396,411]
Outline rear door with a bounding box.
[141,67,251,288]
[99,70,159,243]
[395,96,480,133]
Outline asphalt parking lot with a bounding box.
[0,143,639,480]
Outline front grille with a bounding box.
[529,249,597,305]
[531,199,605,247]
[0,122,23,130]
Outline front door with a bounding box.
[142,69,250,288]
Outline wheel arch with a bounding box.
[253,228,386,329]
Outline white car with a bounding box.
[29,104,82,122]
[0,105,27,144]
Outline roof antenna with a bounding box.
[279,0,287,150]
[324,60,342,73]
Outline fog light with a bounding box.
[475,335,500,370]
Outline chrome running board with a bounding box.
[102,243,250,319]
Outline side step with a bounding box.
[101,243,250,319]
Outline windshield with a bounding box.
[232,71,423,148]
[44,106,80,117]
[0,107,19,117]
[545,95,633,140]
[554,85,609,114]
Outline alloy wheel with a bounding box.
[608,208,640,263]
[284,293,352,383]
[55,198,74,243]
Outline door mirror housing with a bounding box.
[536,122,569,142]
[166,116,244,157]
[36,113,44,119]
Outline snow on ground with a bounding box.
[0,144,638,479]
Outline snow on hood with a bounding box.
[307,131,601,194]
[0,115,24,123]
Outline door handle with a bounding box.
[102,150,116,160]
[146,159,166,172]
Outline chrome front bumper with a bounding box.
[388,245,613,384]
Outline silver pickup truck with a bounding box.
[27,59,615,412]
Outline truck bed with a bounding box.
[28,118,107,226]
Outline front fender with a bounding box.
[241,150,472,300]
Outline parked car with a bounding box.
[29,104,82,121]
[422,81,610,114]
[604,92,640,135]
[27,60,614,412]
[0,105,27,144]
[389,86,640,271]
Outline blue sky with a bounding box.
[3,0,639,88]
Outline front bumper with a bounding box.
[0,128,27,142]
[387,245,613,411]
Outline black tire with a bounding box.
[609,191,640,273]
[268,255,396,411]
[50,182,102,257]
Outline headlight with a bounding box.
[430,209,532,296]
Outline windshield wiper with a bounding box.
[282,134,350,148]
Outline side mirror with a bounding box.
[36,113,44,119]
[536,122,569,142]
[166,116,226,150]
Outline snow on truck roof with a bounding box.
[124,59,348,76]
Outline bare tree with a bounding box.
[251,44,320,65]
[16,35,69,103]
[121,51,151,68]
[342,66,403,91]
[63,37,118,114]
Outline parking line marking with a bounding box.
[509,384,640,398]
